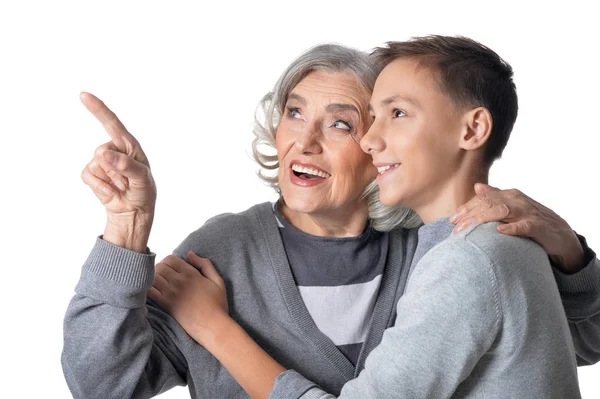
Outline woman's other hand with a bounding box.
[148,252,230,346]
[451,183,585,273]
[79,92,156,253]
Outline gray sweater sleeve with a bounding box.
[552,234,600,366]
[269,241,501,399]
[61,237,190,399]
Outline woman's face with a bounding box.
[276,71,376,217]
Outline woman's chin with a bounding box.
[281,196,320,215]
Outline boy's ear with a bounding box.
[460,107,493,151]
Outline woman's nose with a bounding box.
[295,123,322,154]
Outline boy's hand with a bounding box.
[148,252,229,344]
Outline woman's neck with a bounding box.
[279,200,369,237]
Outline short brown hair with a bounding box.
[371,35,518,168]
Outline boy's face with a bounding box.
[361,58,468,210]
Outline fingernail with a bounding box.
[450,210,465,224]
[102,186,113,195]
[103,151,116,165]
[497,224,508,232]
[454,222,471,234]
[113,179,126,191]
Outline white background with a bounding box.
[1,0,598,397]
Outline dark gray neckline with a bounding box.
[253,202,408,379]
[274,199,376,243]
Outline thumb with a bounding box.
[187,252,225,289]
[474,183,500,195]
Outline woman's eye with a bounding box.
[393,109,406,118]
[287,107,302,119]
[332,120,352,131]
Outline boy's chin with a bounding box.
[379,190,407,208]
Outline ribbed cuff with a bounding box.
[75,236,156,308]
[552,258,600,294]
[268,370,318,399]
[552,233,599,294]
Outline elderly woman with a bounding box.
[62,43,599,399]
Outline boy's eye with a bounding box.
[393,109,406,118]
[332,120,352,131]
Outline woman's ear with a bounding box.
[460,107,493,151]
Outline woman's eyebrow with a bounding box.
[326,103,359,115]
[287,93,307,105]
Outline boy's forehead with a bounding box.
[371,58,436,107]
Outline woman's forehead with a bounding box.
[290,71,370,107]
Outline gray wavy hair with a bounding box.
[251,43,422,231]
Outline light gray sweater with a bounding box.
[272,219,587,398]
[62,203,600,399]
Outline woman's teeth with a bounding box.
[291,164,330,178]
[377,164,400,174]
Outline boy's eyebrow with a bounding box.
[377,95,421,109]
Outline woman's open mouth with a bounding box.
[290,162,330,187]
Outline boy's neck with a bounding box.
[416,167,488,225]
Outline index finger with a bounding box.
[80,92,139,152]
[450,194,493,224]
[452,188,522,225]
[162,255,194,273]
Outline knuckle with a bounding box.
[182,266,195,277]
[511,189,523,197]
[529,209,541,219]
[498,204,511,218]
[162,288,175,301]
[139,165,151,180]
[483,198,494,209]
[164,255,179,266]
[94,142,111,157]
[105,169,118,179]
[115,156,128,171]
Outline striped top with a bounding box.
[272,201,389,365]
